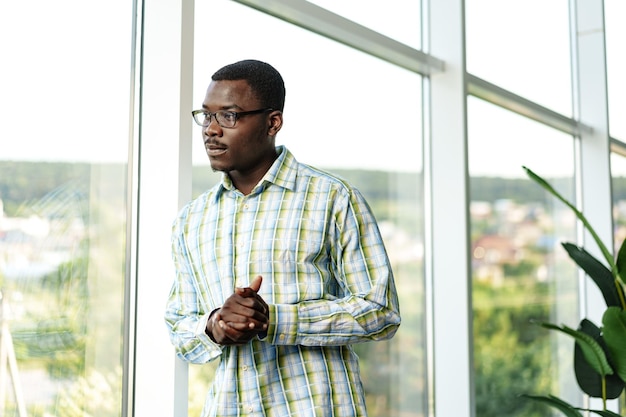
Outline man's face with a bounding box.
[201,79,280,176]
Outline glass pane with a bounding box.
[466,0,572,116]
[0,1,132,415]
[189,2,426,417]
[612,153,626,259]
[468,97,580,417]
[306,0,421,49]
[606,0,626,141]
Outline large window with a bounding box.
[606,0,626,141]
[188,2,426,416]
[612,152,626,265]
[468,97,579,417]
[1,0,620,416]
[466,0,572,115]
[607,1,626,406]
[0,0,132,415]
[306,0,422,49]
[612,152,626,416]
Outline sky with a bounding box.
[0,0,624,177]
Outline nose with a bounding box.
[203,115,222,138]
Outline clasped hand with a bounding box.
[208,275,269,346]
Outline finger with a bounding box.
[217,319,244,340]
[212,306,263,346]
[235,287,257,297]
[234,276,262,295]
[257,296,269,315]
[220,322,263,344]
[243,297,268,319]
[228,291,268,318]
[224,320,268,331]
[224,304,268,324]
[224,294,264,314]
[249,275,263,292]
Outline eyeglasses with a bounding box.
[191,108,273,128]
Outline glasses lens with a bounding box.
[216,111,237,128]
[192,111,206,126]
[192,111,241,127]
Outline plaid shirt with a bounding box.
[165,146,401,417]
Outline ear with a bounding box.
[267,110,283,136]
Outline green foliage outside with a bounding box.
[469,171,582,417]
[0,161,125,416]
[473,279,555,417]
[3,161,626,416]
[0,161,90,216]
[520,167,626,417]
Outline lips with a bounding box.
[206,143,227,157]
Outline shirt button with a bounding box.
[243,204,249,210]
[279,334,285,340]
[247,406,253,412]
[242,365,248,371]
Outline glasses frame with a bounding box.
[191,108,273,128]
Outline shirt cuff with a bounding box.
[194,309,222,348]
[268,304,298,345]
[194,312,212,337]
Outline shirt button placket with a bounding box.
[241,362,254,415]
[233,196,247,287]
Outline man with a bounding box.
[165,59,401,417]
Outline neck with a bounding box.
[229,149,279,196]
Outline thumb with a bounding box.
[249,275,263,292]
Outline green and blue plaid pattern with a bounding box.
[165,146,400,417]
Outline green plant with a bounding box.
[521,166,626,417]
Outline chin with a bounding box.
[208,161,229,173]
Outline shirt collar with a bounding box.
[216,145,297,198]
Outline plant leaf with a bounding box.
[615,238,626,286]
[574,319,624,398]
[521,394,583,417]
[602,307,626,382]
[584,410,624,417]
[540,322,614,376]
[523,166,616,275]
[562,243,621,307]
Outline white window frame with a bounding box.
[130,1,615,416]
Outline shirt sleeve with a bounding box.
[266,187,401,346]
[164,209,223,364]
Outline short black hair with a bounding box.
[212,59,286,111]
